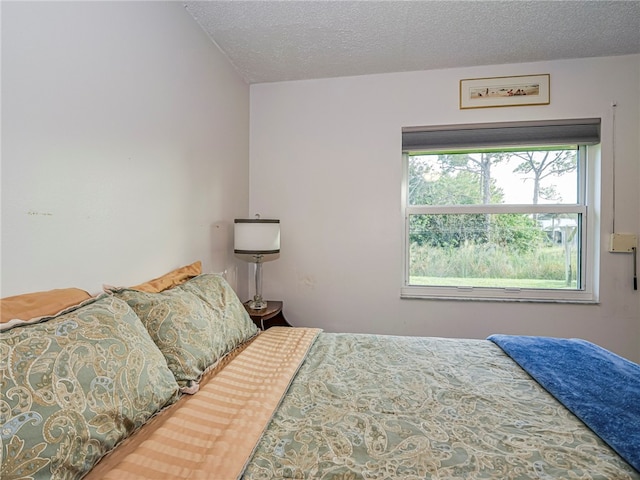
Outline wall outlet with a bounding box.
[609,233,637,252]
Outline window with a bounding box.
[401,119,601,302]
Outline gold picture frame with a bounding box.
[459,74,550,109]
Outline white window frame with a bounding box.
[401,143,600,303]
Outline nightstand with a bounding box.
[243,300,292,330]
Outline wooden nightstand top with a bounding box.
[243,300,291,330]
[244,300,282,319]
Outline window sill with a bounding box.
[401,286,598,304]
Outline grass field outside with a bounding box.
[410,242,578,290]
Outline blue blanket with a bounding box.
[488,334,640,473]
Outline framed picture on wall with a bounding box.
[460,74,550,109]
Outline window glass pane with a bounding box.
[408,148,578,206]
[409,213,580,290]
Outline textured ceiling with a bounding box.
[184,1,640,84]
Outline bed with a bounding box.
[86,328,639,480]
[2,267,639,480]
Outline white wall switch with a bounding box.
[609,233,637,252]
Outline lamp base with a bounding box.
[248,297,267,310]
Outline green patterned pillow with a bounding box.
[113,286,227,389]
[113,274,257,390]
[178,274,258,354]
[0,295,180,480]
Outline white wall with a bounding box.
[250,55,640,362]
[1,2,250,298]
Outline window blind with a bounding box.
[402,118,601,152]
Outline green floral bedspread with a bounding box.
[243,333,639,480]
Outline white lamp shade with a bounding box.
[234,219,280,254]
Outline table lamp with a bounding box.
[234,215,280,310]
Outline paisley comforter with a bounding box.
[87,328,639,479]
[243,332,638,480]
